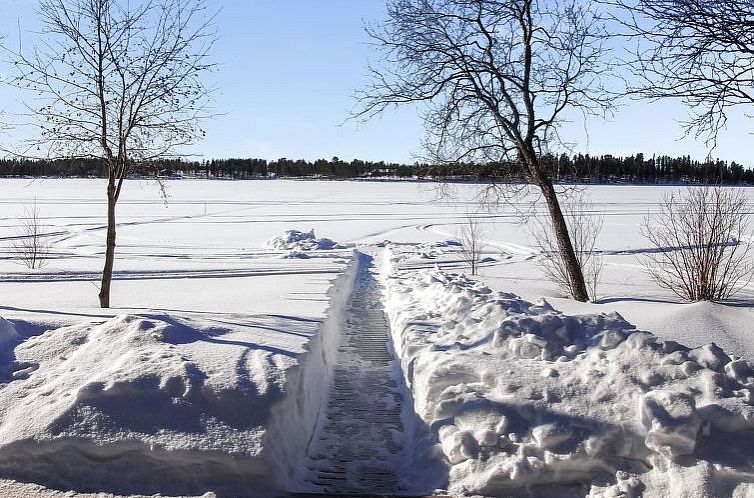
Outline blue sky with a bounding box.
[1,0,753,166]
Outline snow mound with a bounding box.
[0,253,360,497]
[267,229,345,252]
[382,258,754,497]
[0,314,281,496]
[652,301,754,361]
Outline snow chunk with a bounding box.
[416,240,462,259]
[531,423,572,449]
[688,342,731,370]
[587,471,644,498]
[639,390,701,460]
[267,229,345,252]
[725,358,754,381]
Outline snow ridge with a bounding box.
[263,250,360,490]
[382,248,754,497]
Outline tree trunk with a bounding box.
[99,179,117,308]
[540,181,590,302]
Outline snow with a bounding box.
[0,258,357,496]
[0,317,19,349]
[382,249,754,497]
[267,229,347,252]
[1,179,754,497]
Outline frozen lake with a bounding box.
[3,178,754,352]
[2,178,754,498]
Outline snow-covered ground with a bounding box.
[1,179,753,497]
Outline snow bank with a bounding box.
[0,314,281,496]
[267,229,346,253]
[0,254,359,497]
[382,251,754,497]
[262,251,360,489]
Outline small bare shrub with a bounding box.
[13,202,50,269]
[532,193,604,301]
[641,186,752,301]
[457,211,487,276]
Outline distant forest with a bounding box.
[1,153,753,185]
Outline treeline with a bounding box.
[559,153,751,185]
[0,153,752,184]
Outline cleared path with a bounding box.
[302,252,405,495]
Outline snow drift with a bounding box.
[382,251,754,497]
[0,254,359,497]
[0,314,281,496]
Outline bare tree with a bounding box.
[10,0,215,307]
[12,201,51,270]
[531,192,604,301]
[456,211,487,276]
[641,186,752,302]
[358,0,614,301]
[611,0,754,143]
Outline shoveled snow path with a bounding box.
[302,252,405,495]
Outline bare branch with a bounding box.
[357,0,615,301]
[640,186,752,301]
[6,0,217,307]
[610,0,754,144]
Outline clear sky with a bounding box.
[1,0,752,166]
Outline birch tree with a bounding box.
[11,0,216,307]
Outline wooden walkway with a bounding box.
[301,254,405,495]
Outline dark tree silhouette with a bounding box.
[358,0,613,301]
[10,0,216,307]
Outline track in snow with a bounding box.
[302,252,406,495]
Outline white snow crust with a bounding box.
[3,180,754,498]
[382,249,754,497]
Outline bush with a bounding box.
[457,211,487,276]
[13,202,50,269]
[641,186,752,301]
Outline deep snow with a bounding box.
[1,179,754,497]
[383,247,754,497]
[0,260,358,496]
